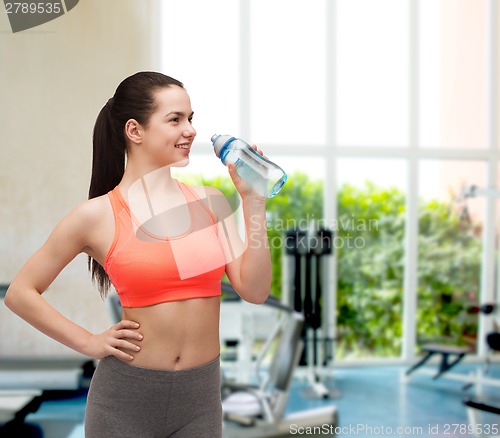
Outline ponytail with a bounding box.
[89,98,126,199]
[87,71,184,298]
[88,98,125,297]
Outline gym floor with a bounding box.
[22,362,500,438]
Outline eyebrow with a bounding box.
[165,111,194,118]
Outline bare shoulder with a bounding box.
[59,194,114,259]
[72,194,113,225]
[73,193,113,232]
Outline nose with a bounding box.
[184,123,196,138]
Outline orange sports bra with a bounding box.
[104,181,226,308]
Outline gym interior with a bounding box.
[1,1,499,437]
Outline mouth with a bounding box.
[174,143,191,150]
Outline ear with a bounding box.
[124,119,143,144]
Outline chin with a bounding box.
[171,158,190,168]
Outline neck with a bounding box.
[120,161,177,193]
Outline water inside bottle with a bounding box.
[234,147,287,198]
[215,135,287,197]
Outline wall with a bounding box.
[0,0,156,357]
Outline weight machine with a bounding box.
[283,223,338,399]
[460,185,500,363]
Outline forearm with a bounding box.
[5,286,93,356]
[238,196,272,303]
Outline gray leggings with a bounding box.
[85,355,222,438]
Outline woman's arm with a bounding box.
[4,201,143,361]
[211,154,272,304]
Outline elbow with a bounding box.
[248,294,269,305]
[232,270,272,304]
[3,286,15,311]
[242,287,270,305]
[4,284,27,314]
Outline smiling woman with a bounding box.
[4,71,272,438]
[124,86,196,169]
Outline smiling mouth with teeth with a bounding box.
[175,144,190,149]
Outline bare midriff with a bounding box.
[120,296,221,370]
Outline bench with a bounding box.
[406,343,470,379]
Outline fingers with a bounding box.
[113,338,141,354]
[119,329,143,341]
[111,320,143,361]
[227,162,264,199]
[251,144,267,159]
[113,349,137,362]
[251,144,263,155]
[227,163,241,185]
[114,319,140,330]
[227,162,237,177]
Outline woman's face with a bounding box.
[140,85,197,167]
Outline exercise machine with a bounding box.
[221,288,338,437]
[461,301,500,437]
[463,397,500,438]
[283,225,337,399]
[219,283,278,384]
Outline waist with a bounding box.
[119,297,221,370]
[100,354,221,381]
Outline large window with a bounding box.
[417,161,485,353]
[161,0,499,363]
[336,159,407,359]
[337,0,410,148]
[249,0,327,145]
[419,0,489,149]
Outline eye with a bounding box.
[169,117,180,123]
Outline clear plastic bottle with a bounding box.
[211,134,287,198]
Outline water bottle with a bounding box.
[211,134,287,198]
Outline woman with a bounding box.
[4,71,271,437]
